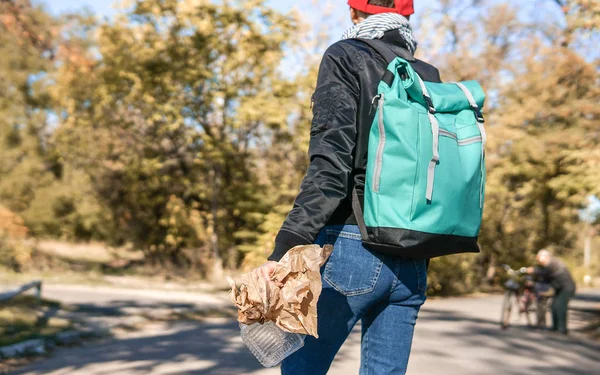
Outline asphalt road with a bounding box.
[9,286,600,375]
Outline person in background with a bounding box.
[252,0,441,374]
[527,249,576,334]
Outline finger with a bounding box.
[260,268,271,281]
[268,264,278,276]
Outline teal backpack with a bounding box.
[353,39,486,259]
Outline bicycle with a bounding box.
[500,265,551,329]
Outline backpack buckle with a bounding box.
[369,94,382,116]
[471,105,485,123]
[424,95,436,114]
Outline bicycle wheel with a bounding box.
[501,291,513,329]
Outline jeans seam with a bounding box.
[325,228,362,240]
[413,259,427,293]
[363,326,369,375]
[389,258,400,295]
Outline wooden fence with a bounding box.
[0,280,42,302]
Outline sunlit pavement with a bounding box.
[11,288,600,375]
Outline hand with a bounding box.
[251,261,280,286]
[526,267,534,274]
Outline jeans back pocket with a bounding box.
[323,229,383,296]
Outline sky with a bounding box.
[44,0,115,18]
[42,0,435,40]
[40,0,337,41]
[42,0,350,25]
[43,0,437,19]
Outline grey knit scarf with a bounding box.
[341,13,418,54]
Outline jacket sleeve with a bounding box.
[532,265,550,281]
[268,43,360,261]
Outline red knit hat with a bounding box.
[347,0,414,16]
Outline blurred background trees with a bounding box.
[420,0,599,294]
[0,0,598,293]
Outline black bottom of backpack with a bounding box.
[362,227,480,259]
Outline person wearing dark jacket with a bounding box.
[251,1,440,374]
[528,249,576,334]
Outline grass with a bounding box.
[0,296,71,347]
[36,240,144,266]
[0,239,223,291]
[0,240,147,287]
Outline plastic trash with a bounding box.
[240,321,305,367]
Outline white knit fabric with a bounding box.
[341,13,417,54]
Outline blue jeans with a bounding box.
[281,225,427,375]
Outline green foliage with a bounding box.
[22,167,112,240]
[422,0,600,292]
[554,0,600,34]
[0,296,69,347]
[0,0,598,291]
[0,237,34,273]
[427,255,480,296]
[0,1,56,213]
[0,1,100,243]
[482,46,599,263]
[50,0,300,269]
[0,206,33,271]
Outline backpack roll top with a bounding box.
[362,57,487,259]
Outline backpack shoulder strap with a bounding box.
[354,38,416,87]
[355,38,416,64]
[356,38,397,64]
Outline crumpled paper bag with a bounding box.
[227,244,333,338]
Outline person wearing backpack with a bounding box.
[252,1,487,374]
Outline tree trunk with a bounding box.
[583,222,592,269]
[227,246,238,270]
[208,167,224,281]
[486,253,497,284]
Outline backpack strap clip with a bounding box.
[454,82,485,124]
[423,95,436,114]
[472,106,485,123]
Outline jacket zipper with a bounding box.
[372,93,385,193]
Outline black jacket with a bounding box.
[534,259,576,292]
[269,31,442,261]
